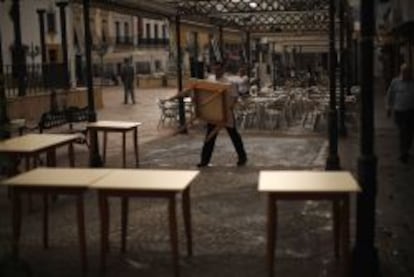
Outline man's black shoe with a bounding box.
[237,157,247,166]
[197,162,209,168]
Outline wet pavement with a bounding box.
[0,84,413,277]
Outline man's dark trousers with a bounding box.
[200,123,247,164]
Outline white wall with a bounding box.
[0,0,73,65]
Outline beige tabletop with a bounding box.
[0,134,80,153]
[2,168,113,188]
[91,169,199,191]
[258,171,360,193]
[87,121,142,129]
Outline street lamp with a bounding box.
[94,41,109,86]
[26,42,40,64]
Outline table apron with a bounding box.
[270,192,350,201]
[97,189,179,198]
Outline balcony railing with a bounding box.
[2,63,68,98]
[137,38,169,47]
[94,36,170,49]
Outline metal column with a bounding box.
[339,0,347,137]
[57,1,70,88]
[326,0,341,170]
[175,15,186,132]
[83,0,102,167]
[352,0,379,275]
[10,0,26,97]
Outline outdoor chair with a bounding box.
[157,99,179,128]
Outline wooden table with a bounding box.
[87,121,141,168]
[0,133,80,174]
[90,169,199,277]
[258,171,360,277]
[1,168,112,273]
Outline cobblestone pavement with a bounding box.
[0,84,413,277]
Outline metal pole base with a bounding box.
[352,245,379,277]
[339,124,348,137]
[325,155,341,170]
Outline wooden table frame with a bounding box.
[259,171,359,277]
[87,121,141,168]
[11,186,88,273]
[3,168,112,274]
[97,187,192,277]
[0,134,78,175]
[266,194,350,277]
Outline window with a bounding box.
[115,21,120,43]
[124,22,129,43]
[102,19,107,42]
[162,24,167,39]
[154,24,159,40]
[136,61,151,74]
[155,60,161,71]
[145,23,151,38]
[46,12,56,34]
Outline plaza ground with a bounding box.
[0,83,413,277]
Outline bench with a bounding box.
[37,107,90,144]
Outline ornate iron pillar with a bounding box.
[354,38,359,85]
[175,15,186,133]
[0,27,9,127]
[10,0,26,97]
[36,9,47,64]
[346,6,353,96]
[339,0,347,137]
[352,0,379,276]
[326,0,341,170]
[83,0,102,167]
[36,9,47,87]
[219,25,223,62]
[56,1,70,88]
[246,31,251,81]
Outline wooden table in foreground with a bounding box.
[258,171,360,277]
[0,133,80,174]
[86,121,141,168]
[90,169,199,277]
[1,168,112,273]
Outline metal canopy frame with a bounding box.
[165,0,330,34]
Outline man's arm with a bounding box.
[165,86,194,101]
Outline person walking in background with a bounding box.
[235,66,250,97]
[386,63,414,163]
[121,57,136,104]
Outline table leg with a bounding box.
[168,196,180,277]
[267,194,276,277]
[103,131,107,164]
[43,193,49,249]
[68,142,75,167]
[122,132,126,168]
[46,150,58,203]
[98,192,109,273]
[121,197,129,253]
[46,148,57,167]
[182,187,193,256]
[12,188,22,257]
[341,196,350,276]
[333,199,341,259]
[133,128,139,167]
[76,194,88,273]
[26,156,34,212]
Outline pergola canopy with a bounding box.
[163,0,330,34]
[98,0,335,34]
